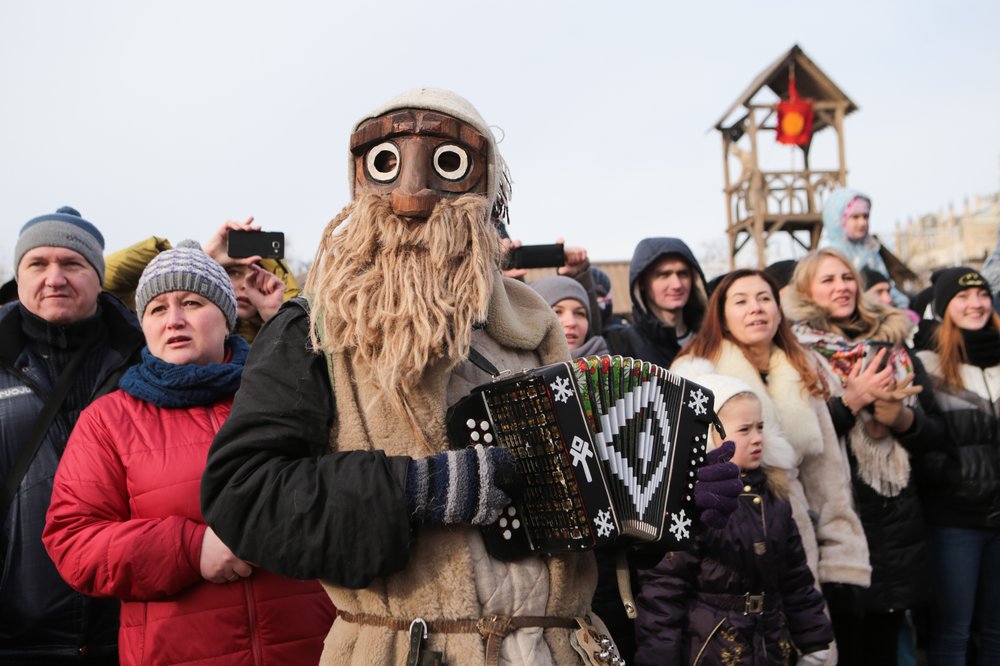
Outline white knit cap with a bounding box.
[348,88,508,217]
[689,373,761,450]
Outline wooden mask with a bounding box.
[350,109,489,219]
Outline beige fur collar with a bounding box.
[484,275,570,362]
[672,345,801,470]
[783,290,912,344]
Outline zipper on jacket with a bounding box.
[244,577,263,666]
[693,618,727,665]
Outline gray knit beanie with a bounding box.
[135,240,238,331]
[530,275,591,315]
[14,206,106,284]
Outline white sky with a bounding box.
[2,1,999,280]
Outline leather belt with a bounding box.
[696,591,773,615]
[337,610,578,666]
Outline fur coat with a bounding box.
[321,276,596,665]
[783,293,917,497]
[672,341,871,588]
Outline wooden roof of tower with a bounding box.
[716,44,862,268]
[715,44,859,133]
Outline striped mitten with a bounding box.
[406,445,518,526]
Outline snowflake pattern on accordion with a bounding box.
[445,354,716,561]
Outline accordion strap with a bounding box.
[467,347,500,377]
[615,549,638,620]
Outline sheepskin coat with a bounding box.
[672,341,871,588]
[201,276,597,666]
[782,292,941,611]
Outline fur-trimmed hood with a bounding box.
[672,341,822,470]
[782,288,913,345]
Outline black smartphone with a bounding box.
[862,341,893,372]
[227,230,285,260]
[506,243,565,270]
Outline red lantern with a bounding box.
[776,76,813,146]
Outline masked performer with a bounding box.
[201,88,738,665]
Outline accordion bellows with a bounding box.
[447,355,715,561]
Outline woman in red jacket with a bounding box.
[43,240,335,665]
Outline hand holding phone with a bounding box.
[504,243,565,270]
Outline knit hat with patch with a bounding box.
[933,267,990,318]
[135,240,238,331]
[15,206,106,284]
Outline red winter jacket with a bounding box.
[42,390,336,666]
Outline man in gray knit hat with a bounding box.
[1,207,143,662]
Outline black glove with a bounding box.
[406,445,520,525]
[694,440,741,529]
[822,582,867,616]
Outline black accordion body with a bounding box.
[446,355,716,560]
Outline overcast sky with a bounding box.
[2,1,999,280]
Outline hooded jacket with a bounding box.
[0,294,143,662]
[604,238,707,368]
[634,468,833,665]
[822,188,907,307]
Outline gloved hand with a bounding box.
[797,647,831,666]
[406,445,521,526]
[822,582,867,616]
[694,440,741,529]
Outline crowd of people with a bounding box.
[1,87,997,666]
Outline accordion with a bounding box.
[446,355,717,561]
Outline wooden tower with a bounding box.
[716,44,858,268]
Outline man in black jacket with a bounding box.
[0,207,143,664]
[604,237,708,368]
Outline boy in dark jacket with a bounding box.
[635,374,833,665]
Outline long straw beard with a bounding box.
[305,193,501,449]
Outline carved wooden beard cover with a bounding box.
[350,109,490,218]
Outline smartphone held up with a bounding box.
[228,230,285,260]
[505,243,565,270]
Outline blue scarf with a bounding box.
[119,335,249,408]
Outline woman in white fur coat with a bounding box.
[673,269,870,590]
[672,269,870,664]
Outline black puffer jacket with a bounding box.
[914,347,1000,529]
[634,469,832,665]
[0,295,143,663]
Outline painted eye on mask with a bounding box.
[365,142,400,182]
[433,144,470,180]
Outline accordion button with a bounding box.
[471,431,480,441]
[752,497,762,505]
[502,530,512,540]
[484,433,494,443]
[511,519,520,529]
[466,419,476,429]
[744,485,752,492]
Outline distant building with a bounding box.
[894,191,1000,279]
